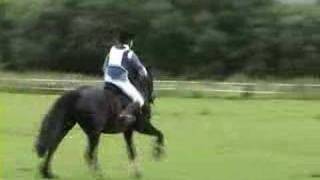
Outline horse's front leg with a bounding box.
[124,130,142,179]
[136,123,165,160]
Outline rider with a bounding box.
[103,30,148,124]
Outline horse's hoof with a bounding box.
[42,172,58,179]
[134,171,143,179]
[153,146,165,160]
[95,172,105,180]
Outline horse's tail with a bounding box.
[35,90,80,158]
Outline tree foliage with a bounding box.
[1,0,320,78]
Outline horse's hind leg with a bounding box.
[124,130,141,178]
[84,132,101,171]
[41,123,75,179]
[136,123,165,160]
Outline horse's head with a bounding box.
[138,66,155,105]
[131,65,155,106]
[145,66,156,104]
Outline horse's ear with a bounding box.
[146,65,152,71]
[146,65,153,75]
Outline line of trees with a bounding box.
[0,0,320,79]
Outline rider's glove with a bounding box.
[139,67,148,78]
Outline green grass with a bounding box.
[1,93,320,180]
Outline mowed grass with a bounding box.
[1,93,320,180]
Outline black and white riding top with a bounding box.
[103,44,147,81]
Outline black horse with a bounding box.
[35,67,164,179]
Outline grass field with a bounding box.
[1,93,320,180]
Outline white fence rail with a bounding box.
[0,78,320,95]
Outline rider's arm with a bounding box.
[128,51,148,77]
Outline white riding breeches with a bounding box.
[105,75,145,107]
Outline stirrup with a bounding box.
[119,113,136,125]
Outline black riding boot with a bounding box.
[119,102,140,126]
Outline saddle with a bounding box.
[104,82,131,108]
